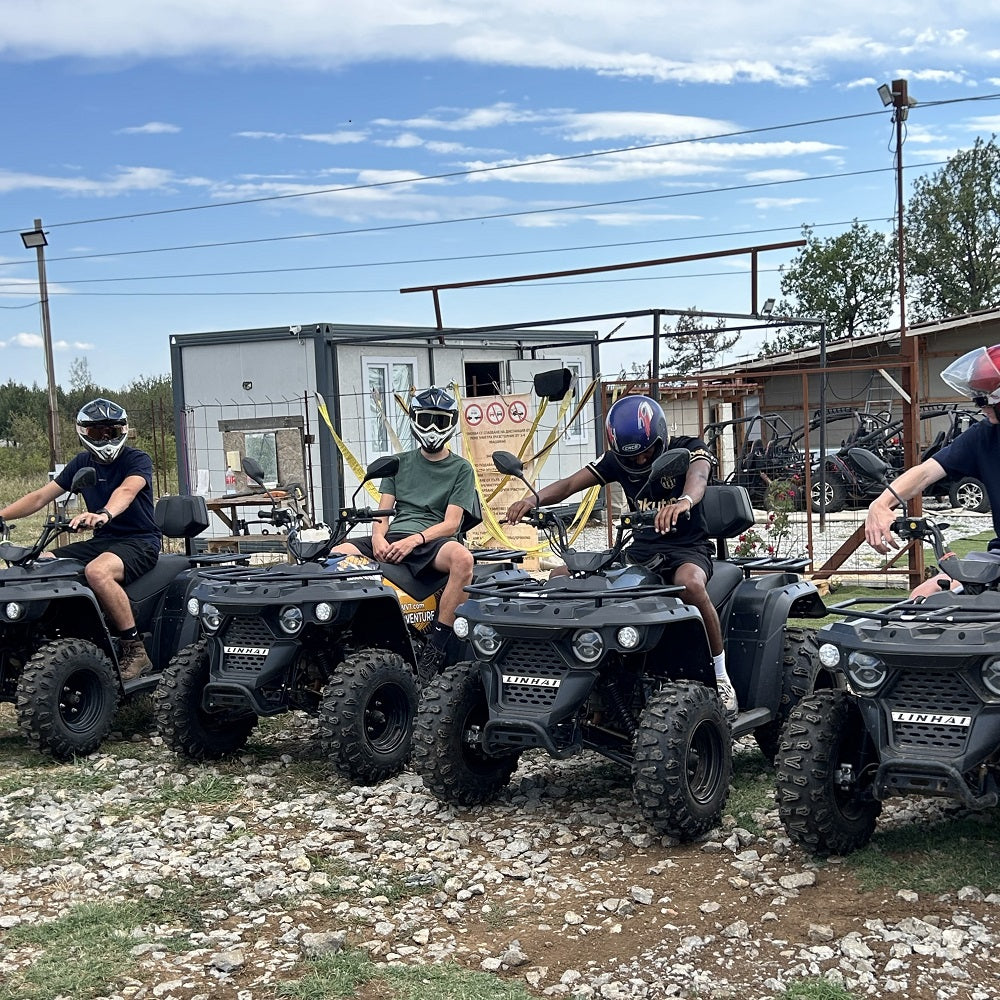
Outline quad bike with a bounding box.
[412,448,832,842]
[0,467,244,760]
[776,447,1000,855]
[154,455,528,784]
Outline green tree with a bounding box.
[776,222,895,341]
[662,309,740,376]
[905,135,1000,321]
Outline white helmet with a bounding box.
[941,345,1000,405]
[409,386,458,453]
[76,397,129,464]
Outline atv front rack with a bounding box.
[464,579,684,608]
[828,592,1000,624]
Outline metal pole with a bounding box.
[32,218,60,469]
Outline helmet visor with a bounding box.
[414,410,456,432]
[79,422,127,443]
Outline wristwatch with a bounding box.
[678,494,695,507]
[96,507,113,523]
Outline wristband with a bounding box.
[96,507,113,522]
[678,494,695,507]
[418,531,426,545]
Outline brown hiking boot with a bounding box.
[119,639,153,681]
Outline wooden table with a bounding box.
[204,491,288,535]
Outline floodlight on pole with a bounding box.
[877,83,893,107]
[19,219,60,470]
[760,297,776,317]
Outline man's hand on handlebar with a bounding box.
[505,498,534,524]
[653,497,693,534]
[864,502,900,555]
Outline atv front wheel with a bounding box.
[16,638,120,760]
[153,640,258,760]
[632,681,732,842]
[753,626,829,762]
[412,660,520,805]
[775,689,881,855]
[318,649,417,785]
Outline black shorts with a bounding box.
[625,541,714,581]
[348,533,451,577]
[51,537,160,585]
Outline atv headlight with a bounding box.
[471,623,500,658]
[453,616,469,639]
[847,652,887,692]
[3,601,24,621]
[616,625,641,649]
[818,643,842,668]
[982,657,1000,697]
[279,605,304,635]
[315,601,333,623]
[187,597,200,618]
[572,628,604,664]
[201,603,222,633]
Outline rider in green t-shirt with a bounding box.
[331,386,478,680]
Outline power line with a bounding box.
[0,162,936,269]
[0,215,890,286]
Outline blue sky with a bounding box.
[1,1,999,390]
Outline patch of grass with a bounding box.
[777,979,856,1000]
[143,772,243,808]
[847,810,1000,894]
[726,746,775,835]
[0,767,117,798]
[275,951,535,1000]
[0,900,156,1000]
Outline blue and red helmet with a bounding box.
[605,395,667,473]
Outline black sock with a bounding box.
[120,627,139,641]
[430,621,453,648]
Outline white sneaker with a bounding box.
[716,677,739,721]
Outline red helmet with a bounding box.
[941,345,1000,405]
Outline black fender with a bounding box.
[725,574,825,711]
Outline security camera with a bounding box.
[289,325,302,336]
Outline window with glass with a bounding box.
[563,358,588,443]
[364,357,416,459]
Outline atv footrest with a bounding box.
[875,760,999,809]
[731,706,771,739]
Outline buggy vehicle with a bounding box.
[776,447,1000,855]
[412,448,832,841]
[154,456,528,784]
[703,413,803,510]
[0,467,244,760]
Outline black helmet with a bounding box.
[76,398,129,464]
[409,385,459,453]
[605,394,667,473]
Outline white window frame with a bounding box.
[562,357,589,444]
[362,356,417,461]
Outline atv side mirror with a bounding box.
[493,450,525,479]
[847,447,890,483]
[242,457,266,487]
[70,467,97,492]
[648,447,691,480]
[364,455,399,482]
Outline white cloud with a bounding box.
[743,196,817,210]
[117,121,181,134]
[0,166,210,197]
[236,130,367,144]
[3,3,998,85]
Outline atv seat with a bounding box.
[700,483,754,608]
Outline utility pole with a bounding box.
[20,218,61,470]
[885,79,923,590]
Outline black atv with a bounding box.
[412,448,831,841]
[777,447,1000,855]
[154,456,528,784]
[0,467,244,760]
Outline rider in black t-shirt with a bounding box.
[0,398,161,680]
[506,394,738,719]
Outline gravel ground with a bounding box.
[1,707,999,1000]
